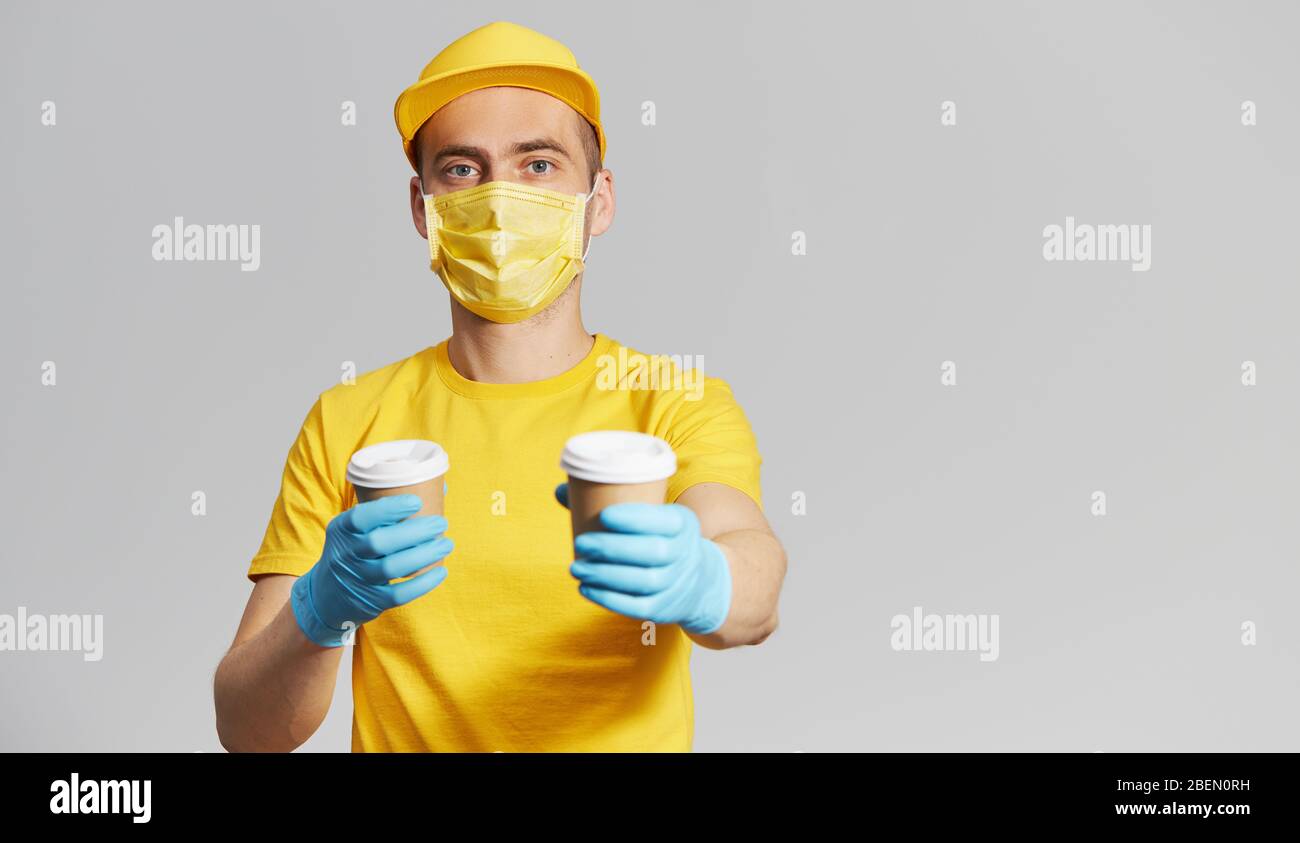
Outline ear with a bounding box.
[409,176,428,239]
[587,169,615,238]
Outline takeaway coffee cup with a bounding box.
[560,431,677,540]
[346,439,449,578]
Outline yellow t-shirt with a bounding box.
[246,333,763,752]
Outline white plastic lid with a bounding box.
[560,431,677,484]
[346,440,449,489]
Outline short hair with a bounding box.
[574,112,602,188]
[413,109,602,187]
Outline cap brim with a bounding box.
[395,61,606,171]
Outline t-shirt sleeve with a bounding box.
[246,394,344,581]
[656,375,764,511]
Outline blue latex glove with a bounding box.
[291,494,453,648]
[555,483,732,635]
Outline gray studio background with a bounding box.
[2,0,1297,751]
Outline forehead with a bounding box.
[417,86,582,154]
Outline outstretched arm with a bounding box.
[676,482,786,649]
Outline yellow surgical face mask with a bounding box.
[421,175,602,323]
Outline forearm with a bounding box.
[214,600,345,752]
[687,527,787,650]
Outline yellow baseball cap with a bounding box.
[394,21,606,172]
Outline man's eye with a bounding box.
[529,160,552,174]
[449,165,475,177]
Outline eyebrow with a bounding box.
[431,137,574,164]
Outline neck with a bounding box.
[446,283,594,383]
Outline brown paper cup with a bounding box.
[353,476,445,579]
[567,476,668,541]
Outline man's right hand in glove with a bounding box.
[291,494,453,648]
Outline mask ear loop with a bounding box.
[579,172,603,262]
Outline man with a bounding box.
[213,21,787,752]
